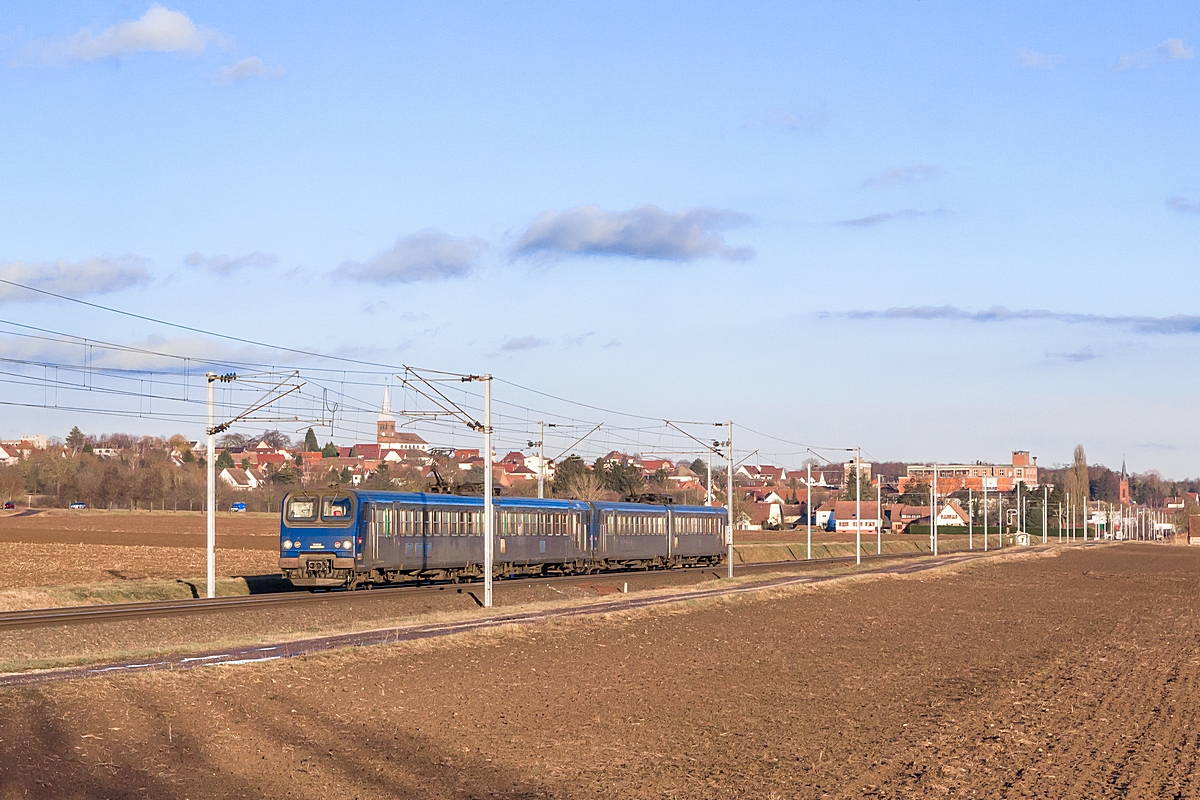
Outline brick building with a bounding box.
[899,451,1039,493]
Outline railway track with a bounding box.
[0,546,1002,631]
[0,545,1069,688]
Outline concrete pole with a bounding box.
[983,483,988,552]
[205,373,216,599]
[998,494,1004,548]
[806,461,811,561]
[483,375,494,608]
[932,465,938,556]
[877,468,882,556]
[727,421,734,579]
[968,487,973,550]
[536,420,545,500]
[855,447,861,566]
[1083,494,1088,542]
[1043,486,1048,544]
[706,450,712,507]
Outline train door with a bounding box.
[365,502,379,565]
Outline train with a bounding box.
[279,488,729,588]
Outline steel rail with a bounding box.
[0,545,1083,688]
[0,543,1054,631]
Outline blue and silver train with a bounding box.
[279,489,729,588]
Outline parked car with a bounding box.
[69,502,87,509]
[230,502,247,513]
[2,502,14,510]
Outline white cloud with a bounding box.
[512,205,754,262]
[0,331,278,373]
[1167,196,1200,214]
[835,305,1200,335]
[337,230,485,284]
[29,6,220,64]
[1117,38,1194,70]
[184,251,278,274]
[0,257,150,303]
[764,104,830,132]
[836,209,945,227]
[1017,49,1065,70]
[217,56,286,84]
[863,165,941,188]
[501,336,549,351]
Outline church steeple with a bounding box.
[379,386,394,423]
[1119,455,1130,506]
[377,386,397,444]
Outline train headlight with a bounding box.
[283,540,293,550]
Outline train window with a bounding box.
[322,496,353,521]
[430,511,440,536]
[286,497,318,522]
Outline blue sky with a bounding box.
[1,2,1199,476]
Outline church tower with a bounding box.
[1119,457,1130,506]
[377,386,398,445]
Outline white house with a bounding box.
[218,467,266,491]
[0,444,19,466]
[934,503,969,526]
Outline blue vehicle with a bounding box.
[230,502,247,513]
[279,489,728,588]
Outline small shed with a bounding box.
[1188,516,1200,545]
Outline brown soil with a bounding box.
[0,508,278,549]
[0,543,1197,798]
[0,542,276,592]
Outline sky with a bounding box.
[1,1,1199,476]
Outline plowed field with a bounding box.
[0,544,1197,798]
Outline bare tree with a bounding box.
[1066,445,1089,517]
[565,469,606,501]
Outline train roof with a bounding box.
[323,489,591,511]
[284,489,725,514]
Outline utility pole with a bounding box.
[706,448,713,507]
[855,447,862,566]
[536,420,545,499]
[806,461,812,561]
[1043,485,1048,544]
[206,372,216,599]
[726,421,734,579]
[932,464,938,556]
[968,487,973,550]
[877,468,882,556]
[483,375,494,608]
[998,493,1004,548]
[1082,494,1088,541]
[983,482,988,552]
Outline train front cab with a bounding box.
[279,490,359,587]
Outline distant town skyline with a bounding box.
[2,2,1200,476]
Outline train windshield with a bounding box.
[322,496,354,522]
[286,496,318,522]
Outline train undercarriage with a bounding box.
[284,553,726,590]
